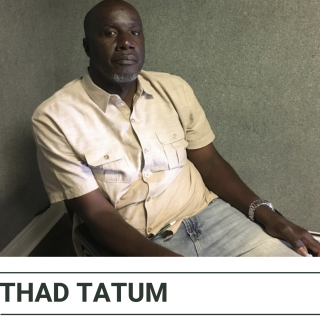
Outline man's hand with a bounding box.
[255,206,320,256]
[187,143,320,257]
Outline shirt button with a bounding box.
[104,155,109,160]
[146,197,151,202]
[131,119,135,124]
[148,228,152,233]
[144,172,150,178]
[172,134,177,139]
[144,148,149,154]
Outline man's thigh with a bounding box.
[152,199,300,257]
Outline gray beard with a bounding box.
[113,73,138,83]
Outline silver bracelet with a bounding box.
[248,199,275,221]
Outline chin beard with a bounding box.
[113,73,138,83]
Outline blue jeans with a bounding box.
[152,199,301,257]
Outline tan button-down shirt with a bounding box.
[32,70,217,238]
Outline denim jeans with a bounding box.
[152,198,301,257]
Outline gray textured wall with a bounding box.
[0,1,55,250]
[1,0,319,251]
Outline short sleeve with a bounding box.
[32,112,99,204]
[182,81,215,149]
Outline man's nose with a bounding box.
[116,33,134,50]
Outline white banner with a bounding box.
[0,257,319,319]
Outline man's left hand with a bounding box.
[255,207,320,257]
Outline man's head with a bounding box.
[83,0,145,85]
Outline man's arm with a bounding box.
[66,189,182,256]
[187,143,320,257]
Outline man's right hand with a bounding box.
[65,189,182,257]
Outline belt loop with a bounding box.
[182,216,203,257]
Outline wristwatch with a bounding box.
[248,199,275,221]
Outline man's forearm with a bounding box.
[86,210,181,256]
[66,189,181,257]
[188,145,261,216]
[199,155,282,224]
[202,158,259,214]
[187,144,277,225]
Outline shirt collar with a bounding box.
[81,72,111,112]
[82,71,154,112]
[137,73,154,97]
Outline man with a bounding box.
[32,0,320,257]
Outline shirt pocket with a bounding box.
[85,142,131,183]
[152,126,188,172]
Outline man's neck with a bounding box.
[89,68,137,109]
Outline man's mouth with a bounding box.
[115,55,137,63]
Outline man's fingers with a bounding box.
[291,239,308,256]
[262,213,319,256]
[279,225,308,256]
[282,224,320,256]
[296,245,308,256]
[301,233,320,257]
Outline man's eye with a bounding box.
[131,30,140,36]
[105,31,116,36]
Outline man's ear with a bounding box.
[83,38,91,58]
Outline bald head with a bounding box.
[84,0,141,39]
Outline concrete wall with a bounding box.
[1,0,319,251]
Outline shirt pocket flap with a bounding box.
[156,126,185,145]
[85,147,124,167]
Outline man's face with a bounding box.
[85,2,145,84]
